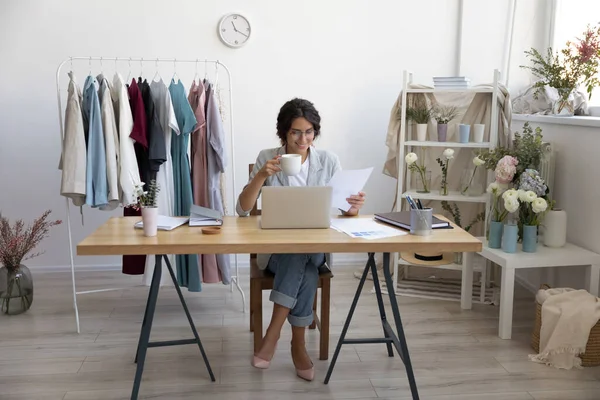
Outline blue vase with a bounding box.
[502,223,518,253]
[459,124,470,143]
[488,221,503,249]
[522,224,538,252]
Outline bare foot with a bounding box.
[291,341,313,371]
[255,332,279,361]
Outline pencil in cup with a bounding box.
[410,208,433,236]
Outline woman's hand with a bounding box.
[257,156,281,179]
[344,191,366,216]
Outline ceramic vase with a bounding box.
[458,124,470,143]
[502,223,518,253]
[543,209,567,247]
[522,224,538,253]
[141,206,158,237]
[416,124,428,141]
[0,265,34,315]
[488,220,503,249]
[437,124,448,142]
[473,124,485,142]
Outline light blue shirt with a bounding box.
[82,75,108,208]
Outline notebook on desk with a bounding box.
[374,211,451,230]
[134,215,189,231]
[189,205,223,227]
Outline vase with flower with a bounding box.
[130,179,161,237]
[0,210,62,315]
[461,156,486,196]
[436,148,454,196]
[405,151,430,193]
[521,24,600,116]
[517,170,550,252]
[433,105,459,142]
[486,182,505,248]
[500,189,521,253]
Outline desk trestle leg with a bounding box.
[130,255,216,400]
[324,252,420,400]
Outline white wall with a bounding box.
[0,0,547,270]
[512,119,600,290]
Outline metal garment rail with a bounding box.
[55,56,245,334]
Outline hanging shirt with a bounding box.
[97,74,120,211]
[81,75,108,208]
[110,72,140,206]
[169,79,201,292]
[128,79,150,188]
[58,72,87,207]
[140,79,167,174]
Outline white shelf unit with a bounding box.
[391,69,502,303]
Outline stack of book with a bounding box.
[433,76,470,89]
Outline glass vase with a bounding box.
[522,224,538,253]
[415,170,431,193]
[0,265,34,315]
[460,167,484,197]
[454,252,463,265]
[439,179,449,196]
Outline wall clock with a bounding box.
[218,13,251,48]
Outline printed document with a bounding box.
[330,217,406,240]
[328,167,374,211]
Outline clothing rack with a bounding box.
[55,56,245,334]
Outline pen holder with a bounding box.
[410,208,433,236]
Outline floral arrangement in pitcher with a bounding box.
[0,210,62,271]
[436,148,454,196]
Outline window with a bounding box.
[552,0,600,106]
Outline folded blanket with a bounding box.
[529,288,600,369]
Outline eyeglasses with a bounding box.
[290,129,316,138]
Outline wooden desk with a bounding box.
[77,215,481,400]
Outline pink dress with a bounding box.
[188,81,221,283]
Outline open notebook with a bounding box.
[134,216,189,231]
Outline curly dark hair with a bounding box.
[276,98,321,145]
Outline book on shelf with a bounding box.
[433,76,471,89]
[374,211,451,230]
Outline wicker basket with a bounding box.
[531,284,600,367]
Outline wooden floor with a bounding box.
[1,265,599,400]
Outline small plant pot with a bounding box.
[141,207,159,237]
[437,124,448,142]
[473,124,485,142]
[416,124,428,141]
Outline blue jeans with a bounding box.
[267,253,326,327]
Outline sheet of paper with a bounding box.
[328,167,374,211]
[330,217,406,240]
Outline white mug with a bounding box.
[280,154,302,176]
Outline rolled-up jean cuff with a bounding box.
[269,289,296,309]
[288,313,314,327]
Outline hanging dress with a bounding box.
[122,78,149,275]
[169,79,201,292]
[188,80,220,284]
[143,78,179,287]
[204,80,231,284]
[96,73,120,211]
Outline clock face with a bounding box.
[218,13,251,48]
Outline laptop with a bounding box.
[260,186,333,229]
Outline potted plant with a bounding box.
[406,105,433,141]
[131,180,160,237]
[433,105,459,142]
[0,210,62,315]
[520,24,600,115]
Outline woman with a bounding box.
[236,98,366,381]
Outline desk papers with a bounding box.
[328,167,373,212]
[134,216,189,231]
[330,217,406,240]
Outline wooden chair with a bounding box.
[247,164,333,360]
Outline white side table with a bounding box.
[463,237,600,339]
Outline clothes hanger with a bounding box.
[88,56,92,76]
[126,57,132,82]
[139,57,144,81]
[172,58,179,82]
[204,59,208,81]
[152,57,161,82]
[192,58,200,84]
